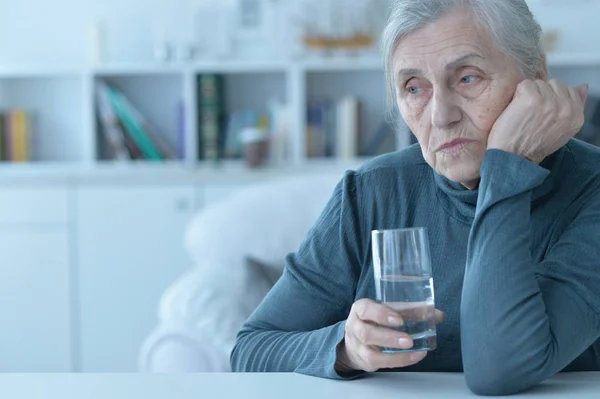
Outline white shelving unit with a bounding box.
[0,53,599,174]
[0,57,393,171]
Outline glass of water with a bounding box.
[371,228,436,353]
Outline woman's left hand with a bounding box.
[487,79,588,164]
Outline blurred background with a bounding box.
[0,0,599,373]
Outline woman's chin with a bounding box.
[438,162,482,189]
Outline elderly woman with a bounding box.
[231,0,600,395]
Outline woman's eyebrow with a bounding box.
[445,53,485,71]
[397,52,485,79]
[397,68,424,78]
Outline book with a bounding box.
[96,81,130,160]
[223,111,248,159]
[306,99,334,158]
[336,96,361,159]
[3,112,12,161]
[0,112,5,161]
[117,90,177,159]
[118,118,144,160]
[7,111,30,162]
[197,74,225,161]
[177,101,186,160]
[104,85,164,161]
[268,100,291,165]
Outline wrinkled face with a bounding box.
[394,9,525,189]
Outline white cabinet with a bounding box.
[75,185,196,372]
[0,188,72,372]
[198,183,257,208]
[0,187,69,224]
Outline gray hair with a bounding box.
[382,0,545,123]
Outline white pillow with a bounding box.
[159,173,344,356]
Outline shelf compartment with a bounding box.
[93,73,184,162]
[0,76,85,163]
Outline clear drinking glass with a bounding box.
[371,228,437,353]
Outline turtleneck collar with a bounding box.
[433,147,565,224]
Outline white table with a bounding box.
[0,372,597,398]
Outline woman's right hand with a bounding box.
[335,298,445,373]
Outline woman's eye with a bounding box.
[407,86,421,95]
[460,75,477,84]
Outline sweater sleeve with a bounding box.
[230,171,365,379]
[461,150,600,396]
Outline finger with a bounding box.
[434,309,446,324]
[535,79,558,103]
[575,84,589,103]
[548,79,570,101]
[353,299,403,327]
[361,347,428,371]
[352,322,414,349]
[516,79,538,97]
[567,86,582,106]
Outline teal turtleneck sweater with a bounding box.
[231,139,600,395]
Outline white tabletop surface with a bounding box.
[0,372,597,399]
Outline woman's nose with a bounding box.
[431,90,462,129]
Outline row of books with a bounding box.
[197,74,290,163]
[98,74,397,163]
[96,81,179,161]
[0,111,30,162]
[306,96,397,159]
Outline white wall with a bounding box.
[1,0,599,66]
[528,0,600,55]
[0,0,191,65]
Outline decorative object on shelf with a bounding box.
[153,42,174,63]
[295,0,388,56]
[541,29,560,54]
[241,126,270,168]
[95,81,178,161]
[87,18,107,65]
[176,43,197,62]
[0,110,31,162]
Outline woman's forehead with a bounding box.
[392,10,499,70]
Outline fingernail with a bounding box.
[410,352,426,362]
[388,316,402,325]
[398,337,412,348]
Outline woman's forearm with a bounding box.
[231,321,363,379]
[460,150,599,395]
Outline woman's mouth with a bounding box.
[436,139,474,155]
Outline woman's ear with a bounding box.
[536,55,549,80]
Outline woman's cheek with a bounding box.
[405,95,430,129]
[466,84,512,133]
[401,107,431,153]
[469,101,506,134]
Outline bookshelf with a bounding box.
[0,53,599,173]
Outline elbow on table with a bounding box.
[464,360,537,396]
[465,373,523,396]
[230,330,252,372]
